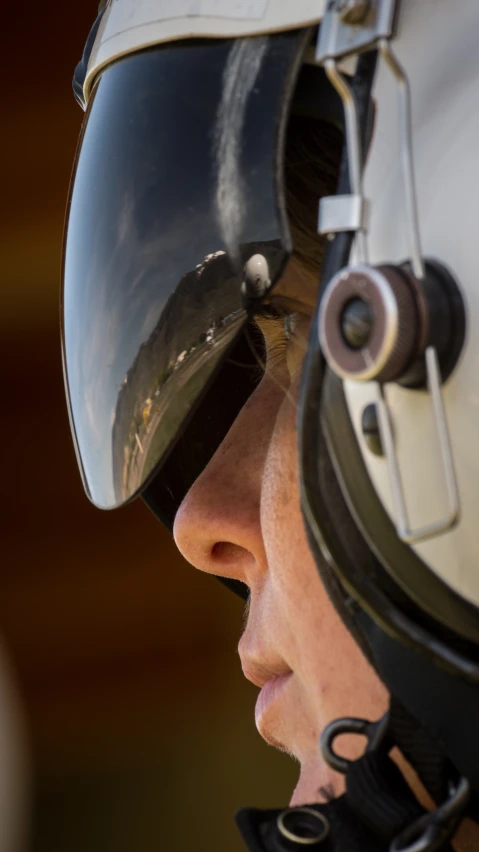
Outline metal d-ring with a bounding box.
[277,807,330,846]
[320,713,389,774]
[390,777,470,852]
[377,347,460,544]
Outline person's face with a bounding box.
[173,260,389,805]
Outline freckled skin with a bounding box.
[174,346,389,803]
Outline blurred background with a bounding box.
[1,3,296,850]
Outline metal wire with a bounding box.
[376,348,459,544]
[379,39,425,280]
[324,58,368,264]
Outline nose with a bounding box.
[173,375,284,589]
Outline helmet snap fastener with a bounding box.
[340,297,374,349]
[319,263,419,383]
[319,260,465,388]
[242,254,271,301]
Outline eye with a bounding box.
[252,305,302,375]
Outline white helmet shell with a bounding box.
[84,0,327,100]
[344,0,479,607]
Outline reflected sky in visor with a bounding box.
[62,32,305,508]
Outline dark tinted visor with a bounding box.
[62,31,308,509]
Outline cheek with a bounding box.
[260,380,304,578]
[259,380,323,636]
[259,380,388,734]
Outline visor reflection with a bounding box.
[63,33,303,507]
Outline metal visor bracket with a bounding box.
[316,0,398,65]
[315,0,460,545]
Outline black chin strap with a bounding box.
[236,702,471,852]
[237,794,398,852]
[388,696,453,806]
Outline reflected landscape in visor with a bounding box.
[62,32,306,508]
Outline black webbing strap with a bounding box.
[387,696,479,826]
[236,797,389,852]
[236,780,455,852]
[388,695,452,805]
[346,750,427,838]
[236,707,466,852]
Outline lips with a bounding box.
[254,671,294,733]
[239,650,294,746]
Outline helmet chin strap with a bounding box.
[236,700,471,852]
